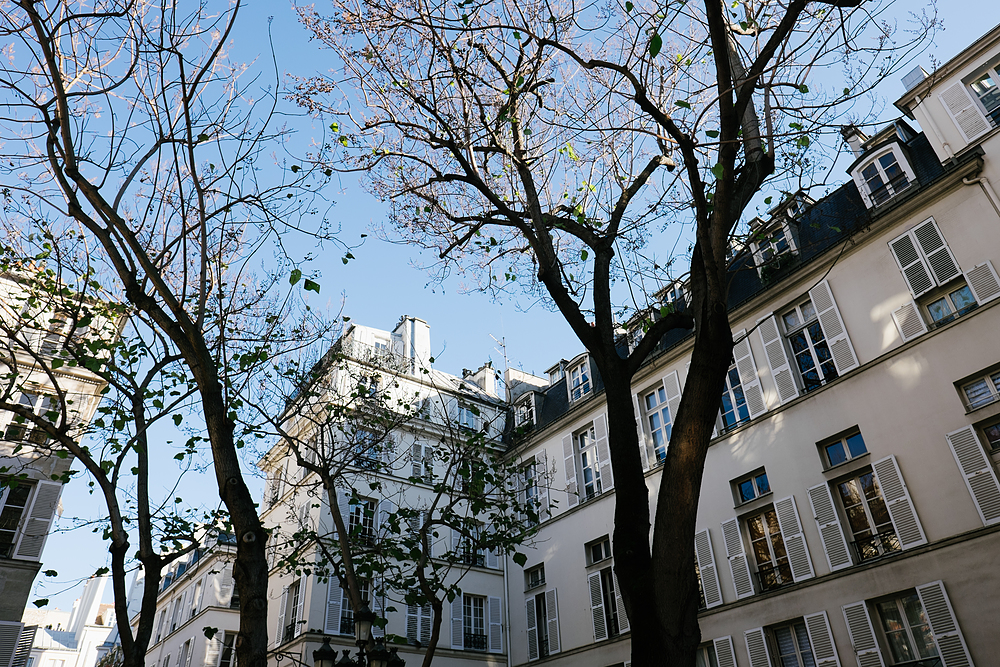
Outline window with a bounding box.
[523,462,538,521]
[695,644,719,667]
[191,582,201,617]
[463,595,487,651]
[161,656,169,667]
[40,312,70,356]
[757,226,791,263]
[457,405,478,430]
[281,580,301,644]
[591,567,622,638]
[771,621,816,667]
[861,150,911,205]
[219,633,237,667]
[733,469,770,504]
[969,65,1000,127]
[746,508,791,591]
[823,432,869,468]
[526,565,545,591]
[576,426,603,500]
[569,360,591,401]
[983,420,1000,450]
[782,299,838,393]
[0,483,33,558]
[177,639,191,667]
[515,397,534,427]
[837,471,899,563]
[529,591,551,659]
[719,362,750,432]
[3,392,59,443]
[341,579,370,635]
[963,370,1000,409]
[643,386,672,463]
[874,593,938,664]
[587,536,612,565]
[348,498,376,546]
[923,280,977,329]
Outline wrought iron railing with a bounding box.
[340,616,355,636]
[282,624,295,644]
[870,173,912,206]
[849,529,901,564]
[754,562,793,592]
[461,551,486,567]
[464,632,488,651]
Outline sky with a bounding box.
[32,0,996,615]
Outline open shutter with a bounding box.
[185,638,195,667]
[411,442,423,480]
[891,300,928,342]
[913,218,962,286]
[525,599,539,661]
[544,589,560,654]
[12,481,61,561]
[721,518,754,599]
[807,483,853,572]
[915,581,973,667]
[0,623,21,667]
[450,595,464,649]
[275,586,288,647]
[293,580,305,636]
[940,82,991,142]
[842,602,885,667]
[488,596,503,653]
[809,281,859,374]
[663,370,682,427]
[420,605,431,645]
[713,636,738,667]
[337,490,352,538]
[774,496,815,582]
[965,260,1000,305]
[758,315,798,404]
[872,455,927,549]
[588,572,608,640]
[562,434,578,508]
[733,329,767,417]
[451,527,462,555]
[946,425,1000,525]
[486,548,499,570]
[324,580,342,634]
[406,605,418,643]
[371,587,385,638]
[633,394,651,470]
[203,635,222,667]
[536,453,550,520]
[744,627,772,667]
[889,231,936,297]
[594,413,613,490]
[218,563,234,608]
[694,529,723,608]
[612,572,629,632]
[804,611,842,667]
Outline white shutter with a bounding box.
[774,495,815,582]
[293,580,305,636]
[337,490,351,538]
[488,596,503,653]
[871,455,927,549]
[203,635,222,667]
[536,453,550,520]
[525,598,539,661]
[275,586,288,647]
[450,595,464,649]
[486,548,499,569]
[562,434,578,508]
[940,82,991,142]
[612,571,629,633]
[324,579,342,634]
[842,602,885,667]
[420,604,431,645]
[965,260,1000,305]
[406,604,419,644]
[594,413,613,490]
[946,425,1000,525]
[218,563,234,608]
[451,528,462,554]
[804,611,842,667]
[713,636,737,667]
[12,481,61,560]
[758,314,798,404]
[371,587,385,638]
[744,627,772,667]
[663,370,682,427]
[587,572,607,641]
[889,231,936,297]
[809,281,859,375]
[633,394,651,470]
[913,218,962,286]
[891,300,928,342]
[411,442,422,480]
[807,483,853,572]
[915,580,973,667]
[0,623,21,667]
[733,330,767,418]
[693,529,723,608]
[185,638,195,667]
[720,518,754,599]
[544,589,560,654]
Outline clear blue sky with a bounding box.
[34,1,994,614]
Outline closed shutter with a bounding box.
[544,589,560,654]
[562,434,578,508]
[11,626,33,667]
[889,231,935,297]
[946,426,1000,525]
[594,413,613,490]
[325,579,342,634]
[663,371,682,428]
[535,453,550,520]
[913,218,962,286]
[842,601,885,667]
[809,281,859,374]
[733,329,767,418]
[871,455,927,549]
[940,82,991,142]
[744,627,772,667]
[612,571,629,632]
[275,586,288,647]
[713,636,738,667]
[185,638,195,667]
[720,517,754,599]
[337,490,352,538]
[411,442,423,480]
[525,599,539,661]
[450,595,464,649]
[633,394,651,470]
[804,611,842,667]
[406,604,418,643]
[694,529,723,608]
[486,548,499,569]
[488,596,503,653]
[293,580,305,636]
[12,481,61,560]
[774,495,815,582]
[420,604,431,645]
[371,587,385,638]
[203,635,222,667]
[965,260,1000,305]
[891,300,928,342]
[0,623,21,667]
[758,314,798,404]
[218,563,234,608]
[807,483,852,572]
[378,499,395,541]
[915,581,973,667]
[588,572,607,640]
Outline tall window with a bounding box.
[0,483,33,558]
[924,281,977,328]
[219,633,237,667]
[970,66,1000,126]
[597,568,621,637]
[569,361,591,401]
[515,399,534,427]
[757,226,790,263]
[861,151,910,205]
[875,593,938,664]
[463,595,487,651]
[282,580,301,644]
[837,472,899,562]
[746,508,791,591]
[457,405,478,430]
[530,592,550,658]
[191,582,201,618]
[720,362,750,432]
[341,579,370,635]
[3,392,59,443]
[349,499,377,546]
[695,645,719,667]
[643,387,671,463]
[783,299,838,393]
[576,426,602,500]
[523,463,538,523]
[772,621,816,667]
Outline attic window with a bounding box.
[861,150,911,206]
[970,65,1000,128]
[515,396,534,427]
[757,226,791,263]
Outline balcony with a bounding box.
[461,551,485,568]
[282,624,295,644]
[464,632,487,652]
[754,562,793,592]
[850,529,901,564]
[869,173,912,207]
[340,616,355,636]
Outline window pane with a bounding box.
[794,622,817,667]
[739,479,756,503]
[964,379,992,408]
[950,285,976,311]
[826,442,847,466]
[783,311,800,330]
[845,433,868,458]
[645,392,657,411]
[984,423,1000,449]
[754,473,770,495]
[927,297,952,322]
[800,301,816,322]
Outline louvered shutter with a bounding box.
[293,580,305,636]
[337,490,352,538]
[562,434,578,508]
[0,623,21,667]
[914,218,962,286]
[411,442,423,480]
[612,571,629,632]
[733,330,767,417]
[488,596,503,653]
[544,589,560,654]
[891,300,928,342]
[11,626,33,667]
[451,527,462,555]
[371,587,385,638]
[525,599,539,661]
[406,604,419,643]
[915,580,973,667]
[842,602,885,667]
[946,425,1000,525]
[203,635,222,667]
[12,481,61,560]
[185,638,195,667]
[807,483,852,572]
[940,82,991,142]
[965,260,1000,305]
[871,455,927,549]
[889,231,936,297]
[713,636,738,667]
[588,572,607,640]
[758,315,798,404]
[804,611,842,667]
[486,548,499,569]
[809,281,859,374]
[594,414,613,490]
[744,627,772,667]
[694,529,723,608]
[275,586,288,647]
[218,563,234,608]
[325,579,342,634]
[633,394,651,470]
[721,518,754,599]
[774,496,815,582]
[420,604,432,645]
[663,371,682,427]
[450,595,464,649]
[536,453,550,520]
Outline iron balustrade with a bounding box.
[870,173,912,206]
[461,551,486,567]
[849,528,902,564]
[340,616,355,636]
[464,633,488,652]
[753,562,793,592]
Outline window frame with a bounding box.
[834,469,900,564]
[744,506,792,592]
[769,620,817,667]
[968,62,1000,128]
[525,564,545,591]
[462,594,487,652]
[820,431,870,469]
[0,482,33,558]
[515,396,535,428]
[732,469,771,506]
[872,591,939,665]
[960,368,1000,411]
[348,498,377,546]
[576,425,603,500]
[719,361,751,433]
[921,278,978,330]
[851,144,917,209]
[586,536,612,566]
[782,298,839,393]
[597,566,621,638]
[568,359,591,401]
[642,385,672,463]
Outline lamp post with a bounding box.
[312,638,338,667]
[306,604,403,667]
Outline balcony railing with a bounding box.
[464,632,488,652]
[754,562,793,592]
[870,173,912,206]
[461,551,485,567]
[850,529,901,564]
[282,624,295,644]
[340,616,355,636]
[539,636,549,658]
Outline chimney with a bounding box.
[840,124,868,158]
[393,316,431,370]
[902,66,929,92]
[470,362,498,398]
[71,576,108,643]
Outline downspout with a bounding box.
[503,555,512,667]
[963,175,1000,219]
[915,94,955,160]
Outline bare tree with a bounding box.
[291,0,936,662]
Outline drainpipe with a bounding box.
[963,175,1000,219]
[503,555,512,667]
[915,94,955,160]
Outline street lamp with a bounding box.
[386,649,404,667]
[366,638,392,667]
[354,605,375,646]
[312,638,338,667]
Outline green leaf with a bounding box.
[625,1,633,11]
[580,249,589,261]
[289,269,302,285]
[705,129,719,138]
[513,31,521,39]
[203,627,219,640]
[649,32,662,58]
[339,136,349,147]
[512,552,527,567]
[764,196,773,205]
[94,567,109,576]
[799,84,809,94]
[174,452,185,461]
[329,122,340,133]
[843,87,851,96]
[197,133,209,143]
[788,122,803,131]
[675,100,691,109]
[50,358,63,369]
[304,279,321,293]
[290,165,300,173]
[173,414,183,426]
[711,163,724,179]
[516,75,525,88]
[43,570,58,577]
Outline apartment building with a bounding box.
[501,23,1000,667]
[24,576,116,667]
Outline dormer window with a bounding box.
[757,226,791,263]
[850,143,917,209]
[969,64,1000,128]
[569,359,591,401]
[515,396,535,427]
